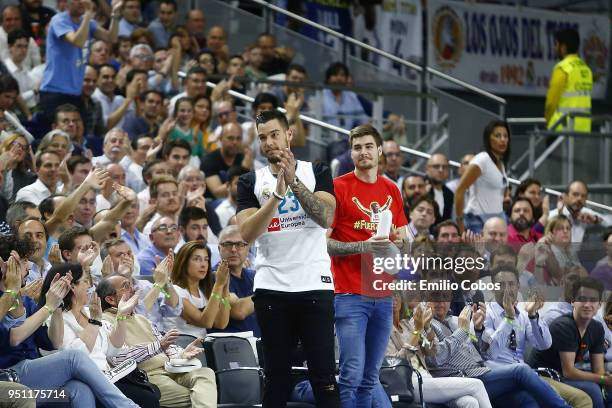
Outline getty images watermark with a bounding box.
[370,253,502,292]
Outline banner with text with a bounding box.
[427,0,610,98]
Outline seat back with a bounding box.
[379,357,415,404]
[216,368,262,404]
[204,336,258,372]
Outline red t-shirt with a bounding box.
[330,172,408,297]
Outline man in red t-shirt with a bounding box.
[328,124,408,407]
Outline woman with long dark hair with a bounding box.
[169,241,230,337]
[0,133,35,202]
[455,120,511,233]
[39,263,160,408]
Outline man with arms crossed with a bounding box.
[236,110,340,407]
[327,124,408,407]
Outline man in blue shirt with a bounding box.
[147,0,176,48]
[137,216,179,276]
[212,225,258,336]
[39,0,121,128]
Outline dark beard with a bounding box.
[511,216,531,232]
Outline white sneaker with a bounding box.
[104,359,137,383]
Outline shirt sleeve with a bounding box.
[236,172,259,213]
[53,15,75,38]
[545,67,567,125]
[312,162,335,196]
[589,321,606,355]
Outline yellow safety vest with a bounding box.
[547,54,592,132]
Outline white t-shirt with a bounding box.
[433,188,445,216]
[169,285,208,338]
[465,152,506,215]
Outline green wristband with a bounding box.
[153,283,170,299]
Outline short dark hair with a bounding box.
[98,63,117,74]
[255,110,289,131]
[178,206,208,228]
[149,175,178,198]
[252,92,278,111]
[410,194,439,216]
[35,150,61,170]
[570,277,604,302]
[227,166,248,183]
[603,226,612,242]
[54,104,80,124]
[126,68,147,84]
[97,277,117,311]
[510,197,535,217]
[0,234,35,261]
[566,179,588,194]
[490,264,519,283]
[433,220,459,240]
[0,74,19,94]
[7,29,29,46]
[186,66,207,80]
[555,28,580,54]
[67,155,91,174]
[38,263,84,312]
[173,96,193,117]
[17,216,49,240]
[490,244,517,267]
[513,178,541,201]
[228,54,243,62]
[142,158,165,184]
[162,139,192,158]
[142,89,163,102]
[39,194,65,220]
[482,119,511,166]
[58,226,91,257]
[325,62,349,82]
[131,133,153,150]
[349,124,382,148]
[159,0,177,9]
[6,201,37,232]
[286,63,306,76]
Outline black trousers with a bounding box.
[39,91,86,133]
[254,289,340,408]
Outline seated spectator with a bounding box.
[450,244,485,315]
[599,296,612,363]
[549,180,610,244]
[123,90,162,140]
[484,265,592,407]
[202,122,249,199]
[92,128,131,167]
[589,227,612,291]
[97,274,218,407]
[447,153,474,213]
[322,62,368,130]
[137,214,177,276]
[206,26,229,72]
[89,40,111,66]
[0,133,36,202]
[0,75,19,116]
[101,240,180,332]
[39,262,160,407]
[118,0,142,37]
[168,241,231,337]
[186,10,206,49]
[257,32,293,76]
[406,195,437,242]
[215,166,247,229]
[5,201,40,233]
[125,135,153,192]
[426,153,454,222]
[169,97,204,159]
[121,199,148,255]
[514,178,549,228]
[4,30,39,109]
[168,66,208,116]
[92,64,137,130]
[67,155,93,187]
[507,198,543,244]
[81,65,106,140]
[425,284,572,408]
[0,234,138,408]
[142,175,181,236]
[38,129,72,161]
[382,140,403,191]
[176,167,221,236]
[244,45,266,81]
[130,27,155,48]
[197,49,218,76]
[191,95,215,153]
[387,293,492,407]
[402,174,426,220]
[52,104,90,156]
[0,6,41,71]
[177,206,220,264]
[17,217,51,284]
[16,150,63,205]
[136,159,172,215]
[527,277,612,408]
[96,163,126,211]
[213,225,258,336]
[147,0,176,49]
[162,139,191,178]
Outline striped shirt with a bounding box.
[426,313,490,378]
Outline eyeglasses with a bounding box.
[219,241,248,249]
[429,164,448,170]
[154,224,178,233]
[134,54,154,61]
[218,111,232,117]
[10,141,27,150]
[385,152,401,158]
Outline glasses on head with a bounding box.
[154,224,178,233]
[220,241,248,249]
[509,329,517,351]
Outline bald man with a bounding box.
[426,153,454,222]
[201,122,251,199]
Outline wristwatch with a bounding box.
[88,318,103,327]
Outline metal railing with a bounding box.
[206,81,612,214]
[247,0,507,116]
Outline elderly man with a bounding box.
[138,216,179,276]
[92,128,131,167]
[98,274,217,408]
[382,140,403,190]
[101,238,180,331]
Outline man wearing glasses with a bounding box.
[212,225,258,336]
[137,216,178,276]
[484,265,591,407]
[167,66,208,116]
[529,277,612,408]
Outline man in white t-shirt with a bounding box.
[236,110,340,407]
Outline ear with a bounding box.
[286,127,294,144]
[61,249,71,262]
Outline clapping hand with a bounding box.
[48,244,62,266]
[77,242,100,268]
[45,272,73,310]
[88,291,103,320]
[160,329,179,350]
[117,290,140,317]
[472,303,486,331]
[524,288,544,317]
[180,338,204,359]
[20,278,43,302]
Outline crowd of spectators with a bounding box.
[0,0,610,407]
